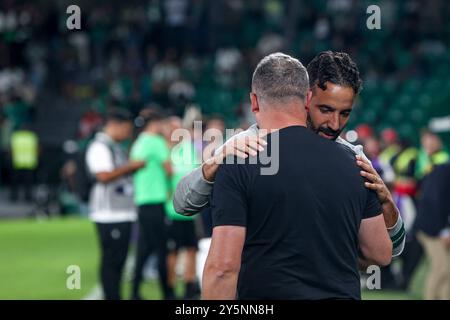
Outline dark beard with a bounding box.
[306,114,342,140]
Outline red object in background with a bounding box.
[355,123,374,140]
[381,128,398,144]
[79,110,103,139]
[394,182,417,197]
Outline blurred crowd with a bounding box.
[1,0,450,137]
[78,106,227,300]
[352,123,449,297]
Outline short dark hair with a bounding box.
[106,108,133,123]
[135,107,165,128]
[206,114,225,124]
[307,51,362,94]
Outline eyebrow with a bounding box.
[318,104,352,113]
[318,104,334,110]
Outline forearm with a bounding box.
[173,166,214,215]
[381,196,399,229]
[202,266,238,300]
[202,157,220,182]
[381,197,406,257]
[95,164,136,184]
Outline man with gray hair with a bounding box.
[202,53,392,299]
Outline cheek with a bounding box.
[310,109,327,126]
[339,116,350,128]
[124,128,132,138]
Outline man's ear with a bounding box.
[305,90,313,111]
[250,92,259,113]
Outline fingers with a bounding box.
[355,156,374,173]
[241,136,267,148]
[360,170,380,183]
[236,142,257,157]
[224,139,256,157]
[234,136,267,156]
[234,150,249,159]
[246,139,263,153]
[364,182,383,191]
[257,136,268,147]
[223,134,268,159]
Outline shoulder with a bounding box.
[217,155,250,176]
[234,124,259,139]
[135,134,165,150]
[336,136,360,153]
[133,134,151,149]
[336,136,370,162]
[151,134,169,149]
[86,140,113,170]
[87,140,111,157]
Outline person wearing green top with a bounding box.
[129,108,174,300]
[163,116,201,299]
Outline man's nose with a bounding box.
[328,113,340,131]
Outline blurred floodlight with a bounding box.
[346,130,358,143]
[429,116,450,133]
[63,140,79,154]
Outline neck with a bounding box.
[144,126,158,134]
[257,110,307,131]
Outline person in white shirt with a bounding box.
[86,109,144,300]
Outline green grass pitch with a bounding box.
[0,217,426,300]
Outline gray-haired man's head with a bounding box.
[251,52,309,106]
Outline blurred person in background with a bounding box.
[201,115,226,161]
[364,136,395,187]
[86,108,145,300]
[400,129,449,293]
[355,123,374,144]
[391,138,421,291]
[380,128,401,167]
[414,163,450,299]
[181,105,203,158]
[129,108,173,300]
[363,135,397,289]
[163,116,200,299]
[9,123,39,203]
[195,115,226,290]
[415,129,449,181]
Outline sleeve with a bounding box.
[86,142,114,174]
[210,162,248,227]
[130,139,146,161]
[362,188,383,219]
[173,166,214,215]
[172,126,256,216]
[388,214,406,257]
[154,138,170,163]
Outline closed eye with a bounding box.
[318,105,334,113]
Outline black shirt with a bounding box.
[414,163,450,236]
[211,126,382,300]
